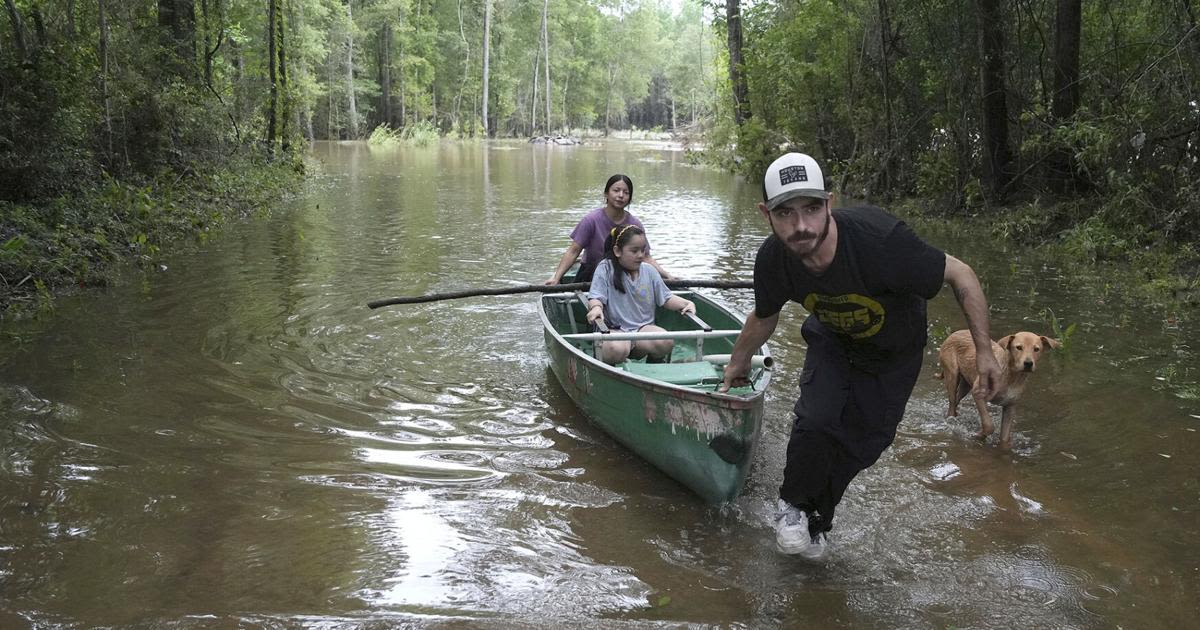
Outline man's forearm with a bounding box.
[731,311,778,363]
[946,255,992,349]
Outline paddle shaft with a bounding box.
[367,279,753,309]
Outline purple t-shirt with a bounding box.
[569,207,649,267]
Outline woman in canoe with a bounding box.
[584,225,695,365]
[544,174,673,285]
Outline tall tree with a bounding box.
[380,22,393,126]
[976,0,1013,199]
[344,0,358,138]
[200,0,226,88]
[268,0,279,150]
[725,0,749,125]
[3,0,29,63]
[875,0,896,192]
[158,0,197,75]
[1049,0,1082,193]
[482,0,491,136]
[98,0,112,159]
[541,0,551,132]
[277,0,290,152]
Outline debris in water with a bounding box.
[930,462,961,480]
[1059,451,1078,460]
[1158,453,1172,459]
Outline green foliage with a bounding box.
[401,120,441,147]
[722,1,1194,201]
[699,0,1199,296]
[367,123,405,148]
[1038,308,1077,351]
[0,154,302,316]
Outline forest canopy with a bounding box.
[2,0,1198,309]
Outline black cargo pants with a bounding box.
[779,318,924,534]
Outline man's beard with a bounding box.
[776,211,831,259]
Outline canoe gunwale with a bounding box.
[537,292,772,408]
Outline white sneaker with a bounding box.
[803,531,831,562]
[775,499,811,554]
[775,499,832,561]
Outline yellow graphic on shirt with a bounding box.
[802,293,885,339]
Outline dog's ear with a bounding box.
[1041,336,1062,350]
[998,335,1015,349]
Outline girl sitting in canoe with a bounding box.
[585,225,696,365]
[544,174,674,285]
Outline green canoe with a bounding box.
[538,290,772,503]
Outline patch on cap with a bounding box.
[779,165,809,186]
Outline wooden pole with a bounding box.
[367,279,753,309]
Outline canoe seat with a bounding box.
[621,360,720,385]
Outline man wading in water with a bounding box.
[720,152,1002,561]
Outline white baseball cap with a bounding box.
[763,152,829,210]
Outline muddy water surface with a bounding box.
[1,140,1197,627]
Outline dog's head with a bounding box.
[997,332,1061,373]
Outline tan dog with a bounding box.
[936,330,1061,448]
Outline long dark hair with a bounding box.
[604,174,634,202]
[602,224,645,294]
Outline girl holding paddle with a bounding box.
[584,225,695,365]
[544,174,674,285]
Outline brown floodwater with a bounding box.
[1,140,1197,628]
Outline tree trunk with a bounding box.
[380,22,392,126]
[158,0,196,75]
[345,0,358,138]
[327,50,335,138]
[3,0,29,63]
[267,0,278,152]
[1051,0,1081,120]
[531,50,540,135]
[99,0,113,159]
[66,0,77,38]
[542,0,551,133]
[976,0,1013,199]
[277,0,289,152]
[397,39,405,125]
[604,66,615,136]
[30,4,44,51]
[482,0,492,136]
[561,72,569,131]
[1049,0,1082,193]
[294,0,313,140]
[876,0,895,192]
[454,0,469,133]
[200,0,219,87]
[726,0,750,125]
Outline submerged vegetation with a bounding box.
[0,1,311,315]
[367,121,441,148]
[1,157,301,316]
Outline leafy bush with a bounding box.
[401,120,441,147]
[367,123,404,148]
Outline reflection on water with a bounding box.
[0,140,1197,626]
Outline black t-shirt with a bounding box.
[753,205,946,372]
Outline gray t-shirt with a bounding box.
[588,260,672,331]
